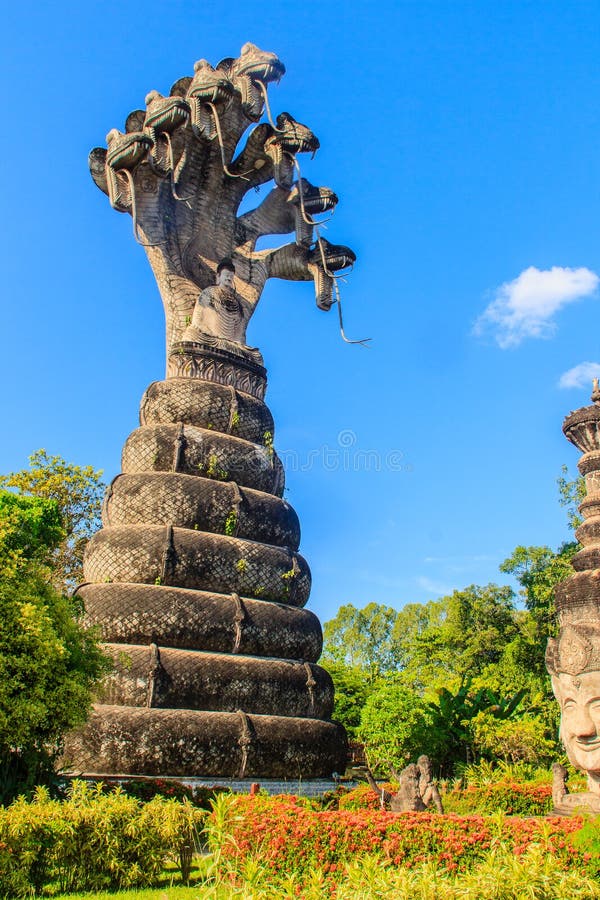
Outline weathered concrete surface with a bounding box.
[78,583,323,660]
[104,473,300,548]
[84,525,311,605]
[97,643,334,718]
[64,706,348,779]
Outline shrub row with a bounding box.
[336,778,554,816]
[100,776,230,808]
[215,795,588,877]
[337,782,397,810]
[0,781,205,897]
[447,780,554,816]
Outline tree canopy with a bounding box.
[0,450,104,593]
[322,602,401,681]
[322,537,575,775]
[0,487,107,803]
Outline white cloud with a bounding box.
[473,266,599,348]
[558,361,600,390]
[415,575,453,596]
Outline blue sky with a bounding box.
[2,1,600,622]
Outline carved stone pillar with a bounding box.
[63,347,347,777]
[546,382,600,814]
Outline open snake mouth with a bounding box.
[289,181,338,214]
[188,82,234,106]
[281,135,319,154]
[309,240,356,272]
[235,43,286,83]
[187,60,235,106]
[245,61,286,83]
[144,96,190,133]
[274,114,320,155]
[106,130,153,170]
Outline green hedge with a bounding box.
[0,781,205,897]
[100,777,230,809]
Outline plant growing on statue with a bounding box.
[206,454,228,480]
[263,431,274,458]
[224,510,238,536]
[280,566,296,597]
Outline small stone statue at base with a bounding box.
[417,754,444,813]
[552,761,600,816]
[359,755,444,813]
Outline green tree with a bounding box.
[322,602,401,681]
[0,490,108,803]
[425,681,527,774]
[0,492,64,579]
[0,450,104,592]
[320,661,375,739]
[357,679,433,773]
[500,543,577,672]
[557,464,586,530]
[395,584,518,692]
[470,712,555,765]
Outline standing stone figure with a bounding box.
[359,756,443,813]
[417,754,444,813]
[546,381,600,815]
[62,44,355,779]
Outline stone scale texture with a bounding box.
[546,382,600,814]
[63,44,352,778]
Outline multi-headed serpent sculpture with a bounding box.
[89,42,358,357]
[63,44,352,778]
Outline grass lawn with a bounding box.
[52,890,207,900]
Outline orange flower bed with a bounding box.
[217,795,585,876]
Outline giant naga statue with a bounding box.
[63,44,354,778]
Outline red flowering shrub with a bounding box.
[338,783,396,811]
[337,779,553,816]
[215,795,586,877]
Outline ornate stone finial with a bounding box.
[88,44,356,364]
[592,378,600,405]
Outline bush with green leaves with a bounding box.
[0,490,108,804]
[102,777,230,809]
[0,450,104,592]
[0,781,205,896]
[357,679,433,772]
[470,711,555,765]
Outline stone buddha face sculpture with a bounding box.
[216,262,235,291]
[553,671,600,777]
[547,624,600,793]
